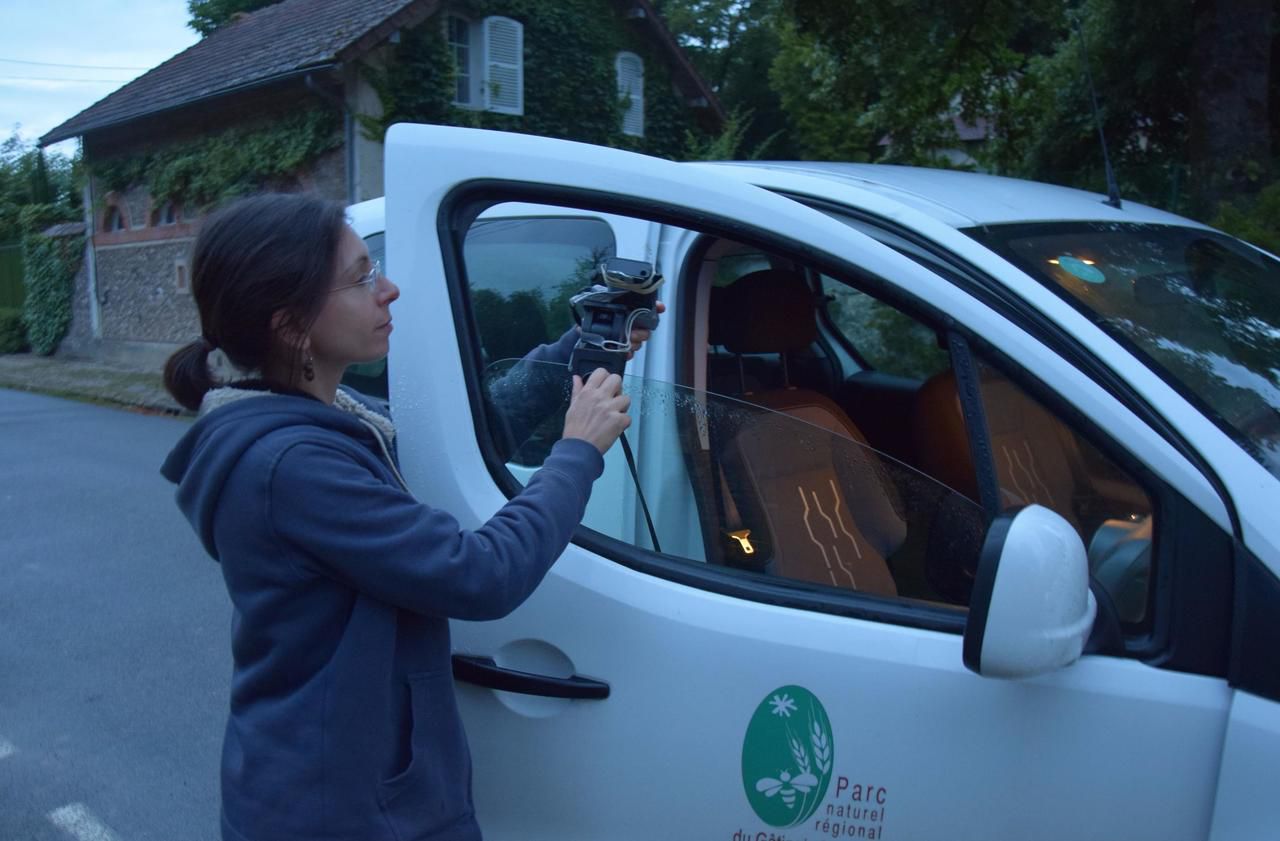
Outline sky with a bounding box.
[0,0,199,157]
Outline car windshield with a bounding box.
[966,222,1280,479]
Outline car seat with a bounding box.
[711,269,906,596]
[912,368,1155,611]
[912,369,1088,533]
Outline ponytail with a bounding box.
[164,338,216,411]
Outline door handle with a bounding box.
[451,654,610,700]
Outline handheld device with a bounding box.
[568,257,664,378]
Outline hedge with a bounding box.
[21,234,81,356]
[0,306,26,353]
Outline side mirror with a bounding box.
[964,505,1097,678]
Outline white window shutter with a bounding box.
[483,16,523,115]
[616,52,644,136]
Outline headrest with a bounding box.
[717,269,817,354]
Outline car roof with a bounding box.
[349,161,1212,234]
[704,162,1208,229]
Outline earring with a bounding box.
[303,353,315,382]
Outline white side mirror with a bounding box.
[964,505,1097,679]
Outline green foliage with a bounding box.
[0,133,81,243]
[656,0,793,156]
[1009,0,1195,209]
[769,18,875,161]
[359,24,457,141]
[187,0,278,36]
[777,0,1068,165]
[683,107,779,160]
[20,233,81,356]
[1212,181,1280,255]
[0,307,26,353]
[93,108,341,207]
[363,2,706,160]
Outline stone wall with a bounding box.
[94,239,199,344]
[302,147,349,204]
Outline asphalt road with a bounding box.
[1,389,229,841]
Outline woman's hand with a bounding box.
[563,368,632,454]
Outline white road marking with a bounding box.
[47,803,122,841]
[0,736,14,760]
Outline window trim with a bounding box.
[438,180,974,635]
[445,13,475,107]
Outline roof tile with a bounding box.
[42,0,420,144]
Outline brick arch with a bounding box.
[101,196,129,233]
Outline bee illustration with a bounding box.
[755,770,819,808]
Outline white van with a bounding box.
[344,125,1279,841]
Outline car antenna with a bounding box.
[1073,14,1122,209]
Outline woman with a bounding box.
[161,193,638,841]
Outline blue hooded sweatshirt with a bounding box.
[160,353,602,841]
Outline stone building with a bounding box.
[41,0,723,368]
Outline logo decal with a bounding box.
[741,685,834,827]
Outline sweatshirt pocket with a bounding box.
[377,670,474,840]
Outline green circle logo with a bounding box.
[741,685,834,827]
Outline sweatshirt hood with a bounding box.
[160,386,395,561]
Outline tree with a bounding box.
[0,132,80,244]
[187,0,279,36]
[1188,0,1275,208]
[655,0,794,156]
[775,0,1067,165]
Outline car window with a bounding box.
[976,360,1156,625]
[450,203,989,617]
[820,277,950,380]
[465,215,616,365]
[968,222,1280,480]
[342,219,616,403]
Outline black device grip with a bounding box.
[631,309,659,330]
[570,342,627,378]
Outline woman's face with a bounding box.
[306,224,400,374]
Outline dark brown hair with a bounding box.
[163,193,347,410]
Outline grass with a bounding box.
[0,354,191,416]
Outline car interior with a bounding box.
[684,235,1155,619]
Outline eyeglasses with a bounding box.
[330,259,381,295]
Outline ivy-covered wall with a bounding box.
[362,0,708,160]
[92,107,341,208]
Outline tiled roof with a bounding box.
[41,0,428,144]
[42,0,722,145]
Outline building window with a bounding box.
[174,259,190,294]
[616,52,645,137]
[104,206,127,232]
[447,15,524,115]
[152,201,179,227]
[446,14,472,105]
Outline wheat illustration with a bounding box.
[810,719,831,775]
[789,732,811,775]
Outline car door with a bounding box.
[383,124,1235,841]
